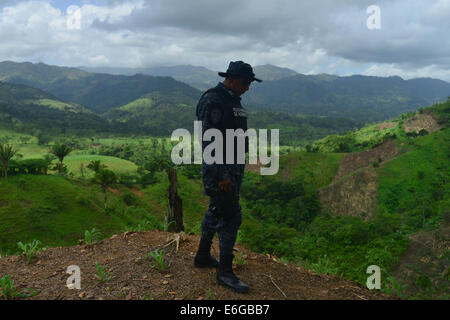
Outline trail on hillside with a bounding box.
[0,230,391,300]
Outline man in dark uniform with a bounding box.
[194,61,262,293]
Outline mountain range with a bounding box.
[79,64,299,91]
[80,62,450,122]
[1,60,449,140]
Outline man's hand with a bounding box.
[218,177,232,192]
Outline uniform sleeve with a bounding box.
[198,93,224,131]
[197,93,231,181]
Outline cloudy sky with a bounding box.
[1,0,449,81]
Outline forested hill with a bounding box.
[0,80,359,144]
[0,61,202,115]
[0,82,126,136]
[2,60,450,142]
[243,74,450,122]
[0,81,61,104]
[3,61,450,126]
[79,64,299,90]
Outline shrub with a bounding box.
[118,173,137,188]
[75,194,91,206]
[122,191,138,206]
[415,274,431,290]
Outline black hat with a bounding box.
[218,61,262,83]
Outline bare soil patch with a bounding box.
[333,140,401,182]
[318,167,378,220]
[130,188,144,198]
[404,113,441,134]
[0,230,392,300]
[377,122,398,131]
[320,140,403,220]
[108,187,120,195]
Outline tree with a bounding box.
[86,160,107,173]
[92,169,118,209]
[50,144,72,174]
[0,143,20,179]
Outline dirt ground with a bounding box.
[404,113,441,134]
[377,122,398,131]
[333,140,401,182]
[319,167,378,220]
[0,230,393,300]
[318,140,402,220]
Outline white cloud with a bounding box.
[0,0,448,81]
[362,63,450,81]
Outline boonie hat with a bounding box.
[218,61,262,83]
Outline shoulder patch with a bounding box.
[233,108,247,118]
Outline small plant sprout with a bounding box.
[84,228,101,244]
[94,262,112,282]
[0,275,39,300]
[17,239,45,264]
[235,252,246,266]
[147,249,169,271]
[205,288,215,300]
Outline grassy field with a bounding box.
[60,155,138,178]
[0,175,130,254]
[0,129,37,145]
[0,169,211,255]
[23,99,85,113]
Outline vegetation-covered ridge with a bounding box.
[0,99,448,300]
[238,99,449,299]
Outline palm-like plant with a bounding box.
[0,144,20,179]
[92,169,118,209]
[86,160,107,173]
[50,144,72,174]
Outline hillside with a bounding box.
[0,82,121,135]
[0,230,390,300]
[79,64,299,91]
[0,99,448,300]
[244,74,450,122]
[0,174,152,254]
[4,61,449,126]
[238,99,449,299]
[0,61,202,115]
[253,64,299,81]
[104,93,360,143]
[103,92,198,136]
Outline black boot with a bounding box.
[194,238,219,268]
[216,254,249,293]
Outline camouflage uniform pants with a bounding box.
[201,164,245,257]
